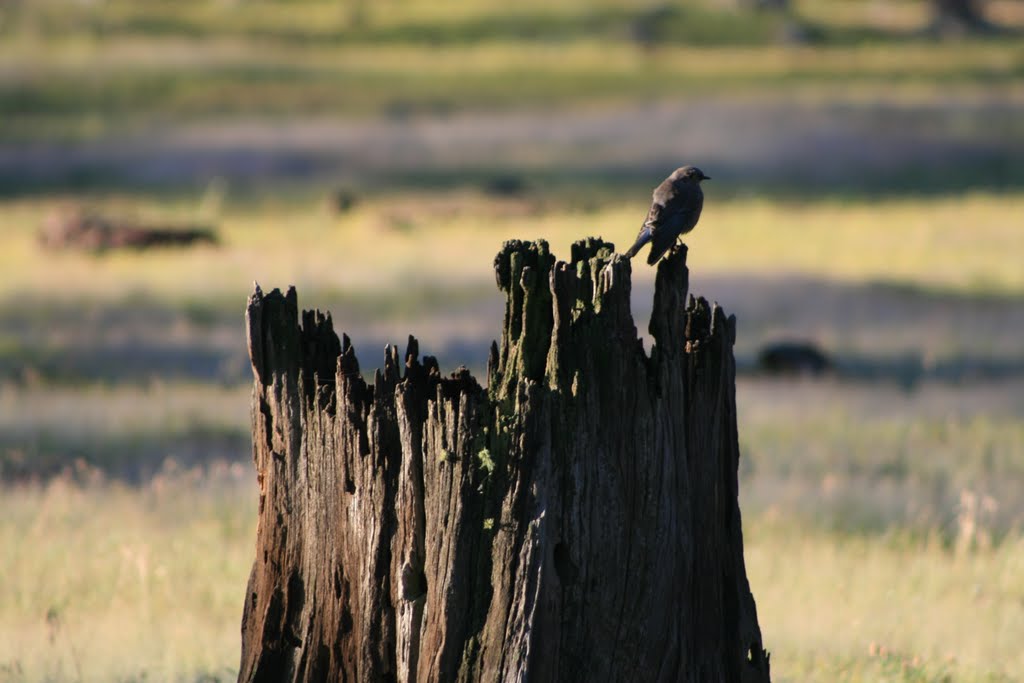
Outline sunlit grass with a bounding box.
[0,468,256,683]
[687,193,1024,295]
[3,470,1022,682]
[5,38,1019,81]
[747,518,1024,682]
[1,186,1021,679]
[6,0,1022,44]
[738,378,1024,539]
[2,192,1021,309]
[1,0,1022,139]
[2,39,1021,135]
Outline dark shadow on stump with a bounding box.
[239,239,770,682]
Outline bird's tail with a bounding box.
[624,230,651,259]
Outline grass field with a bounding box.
[2,0,1023,149]
[2,0,1023,680]
[3,191,1023,301]
[2,192,1022,681]
[3,379,1023,682]
[1,468,254,683]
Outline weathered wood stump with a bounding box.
[239,238,770,683]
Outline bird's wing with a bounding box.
[643,199,664,229]
[658,187,701,232]
[645,199,697,265]
[645,224,678,265]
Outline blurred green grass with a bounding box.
[4,42,1020,124]
[1,0,1022,141]
[1,0,1018,45]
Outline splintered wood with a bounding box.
[239,239,770,683]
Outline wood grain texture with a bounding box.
[238,239,770,683]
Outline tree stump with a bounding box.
[239,238,771,683]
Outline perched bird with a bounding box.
[625,166,710,265]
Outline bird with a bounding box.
[625,166,710,265]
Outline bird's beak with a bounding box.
[701,174,711,181]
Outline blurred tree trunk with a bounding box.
[237,239,771,682]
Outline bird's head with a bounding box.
[671,166,711,185]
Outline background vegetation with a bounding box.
[1,0,1022,680]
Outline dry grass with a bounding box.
[2,467,1022,682]
[2,192,1022,310]
[737,377,1024,681]
[738,378,1024,540]
[747,518,1024,682]
[0,466,255,683]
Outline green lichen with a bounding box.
[477,448,495,474]
[483,518,495,530]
